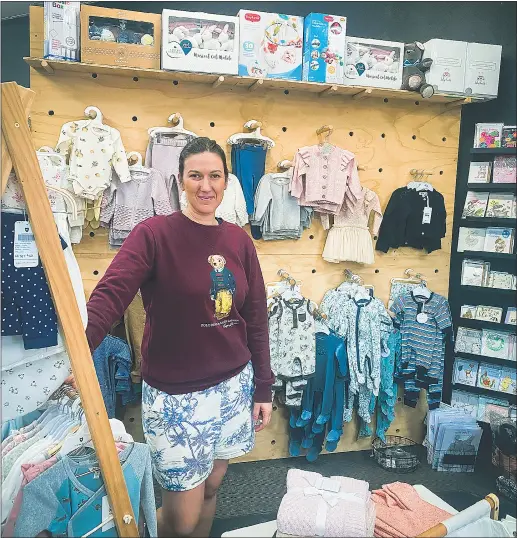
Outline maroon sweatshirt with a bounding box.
[85,212,274,402]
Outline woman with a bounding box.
[83,137,274,537]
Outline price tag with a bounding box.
[422,207,433,224]
[101,495,115,532]
[13,221,39,268]
[417,312,429,324]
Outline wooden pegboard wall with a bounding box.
[28,7,460,462]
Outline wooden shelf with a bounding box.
[460,250,516,261]
[470,147,517,155]
[466,183,517,192]
[457,319,516,333]
[461,216,516,228]
[23,57,493,104]
[452,383,516,403]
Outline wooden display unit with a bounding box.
[27,5,475,462]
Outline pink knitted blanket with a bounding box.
[372,482,452,537]
[277,469,376,537]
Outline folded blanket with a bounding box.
[277,469,376,537]
[372,482,452,538]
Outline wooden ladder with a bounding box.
[1,81,139,537]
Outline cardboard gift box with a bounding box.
[80,6,161,69]
[162,9,238,75]
[423,39,467,95]
[344,37,404,90]
[465,42,502,98]
[302,13,347,84]
[238,10,304,81]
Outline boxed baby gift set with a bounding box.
[44,1,80,61]
[238,10,304,80]
[343,37,404,89]
[423,39,468,95]
[464,42,502,98]
[161,9,239,74]
[80,5,161,69]
[302,13,347,84]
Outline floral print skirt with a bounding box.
[142,362,255,491]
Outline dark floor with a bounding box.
[208,450,517,537]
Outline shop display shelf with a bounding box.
[455,350,516,367]
[456,318,517,333]
[452,383,517,404]
[460,216,516,228]
[466,183,517,192]
[460,250,516,261]
[460,285,517,297]
[23,56,494,104]
[470,148,517,155]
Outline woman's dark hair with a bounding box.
[178,137,229,184]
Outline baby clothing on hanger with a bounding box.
[56,119,131,200]
[252,171,312,240]
[100,166,172,248]
[180,173,248,227]
[322,187,383,264]
[376,186,446,253]
[145,132,196,211]
[290,145,363,215]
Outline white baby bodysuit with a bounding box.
[56,119,131,200]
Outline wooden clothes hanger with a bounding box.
[84,105,104,125]
[277,159,293,170]
[407,169,434,191]
[227,120,275,148]
[148,113,198,138]
[316,124,334,153]
[126,151,148,173]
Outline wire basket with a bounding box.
[492,445,517,479]
[372,435,421,473]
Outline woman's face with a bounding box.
[181,151,227,216]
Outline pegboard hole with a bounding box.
[48,110,54,116]
[210,122,215,127]
[273,405,278,411]
[312,269,317,274]
[271,440,276,445]
[383,98,389,103]
[129,417,135,423]
[132,116,138,122]
[91,73,98,79]
[434,269,439,273]
[439,170,444,175]
[282,127,287,132]
[442,137,447,142]
[412,135,417,140]
[381,133,386,138]
[349,131,354,137]
[93,270,99,276]
[396,429,400,433]
[173,80,179,86]
[397,397,402,402]
[284,90,290,95]
[375,269,380,274]
[89,231,95,238]
[373,235,378,241]
[133,76,139,82]
[309,235,314,240]
[415,101,420,106]
[378,168,383,173]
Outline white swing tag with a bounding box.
[422,207,432,224]
[13,221,39,268]
[417,312,429,323]
[101,496,115,532]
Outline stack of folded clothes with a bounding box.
[276,469,376,537]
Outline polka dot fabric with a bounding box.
[1,212,58,350]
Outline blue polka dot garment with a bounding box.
[1,212,61,350]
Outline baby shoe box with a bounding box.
[44,1,80,61]
[465,42,502,98]
[238,10,304,81]
[161,10,239,74]
[423,39,467,95]
[344,37,404,89]
[302,13,347,84]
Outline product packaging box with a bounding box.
[465,42,502,98]
[343,37,403,89]
[44,1,80,61]
[81,6,161,69]
[302,13,346,84]
[162,10,238,74]
[238,10,304,80]
[423,39,467,95]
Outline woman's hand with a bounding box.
[253,402,273,432]
[64,374,77,390]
